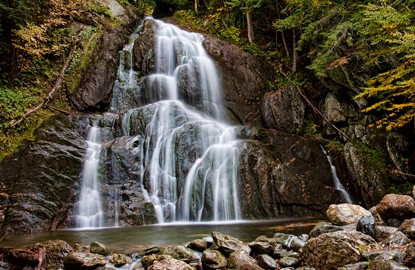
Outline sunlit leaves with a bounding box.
[355,1,415,130]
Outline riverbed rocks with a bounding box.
[3,199,415,269]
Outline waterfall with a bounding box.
[321,146,353,204]
[75,125,104,228]
[113,18,241,223]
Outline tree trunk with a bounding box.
[246,11,254,43]
[194,0,199,14]
[276,3,290,59]
[292,30,297,73]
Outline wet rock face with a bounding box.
[261,84,305,133]
[344,142,389,208]
[203,37,274,128]
[235,127,342,219]
[132,19,157,77]
[0,116,85,235]
[71,14,141,111]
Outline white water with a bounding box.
[321,146,353,204]
[75,125,105,228]
[117,18,241,223]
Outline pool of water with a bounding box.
[1,219,320,253]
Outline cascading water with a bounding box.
[75,125,105,228]
[321,146,353,204]
[110,18,241,223]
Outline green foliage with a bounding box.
[354,2,415,130]
[303,120,318,135]
[388,181,414,195]
[326,139,344,153]
[66,26,101,93]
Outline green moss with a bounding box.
[326,139,344,153]
[65,26,101,94]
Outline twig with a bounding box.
[0,232,7,242]
[279,64,351,141]
[10,46,75,128]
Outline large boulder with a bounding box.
[203,37,274,127]
[326,204,372,225]
[301,230,376,270]
[377,194,415,222]
[261,84,305,133]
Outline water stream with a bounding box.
[75,125,105,228]
[321,146,353,204]
[75,18,241,226]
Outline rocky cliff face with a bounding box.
[70,4,140,111]
[1,16,410,234]
[0,116,85,234]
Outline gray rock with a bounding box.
[141,254,172,268]
[34,240,73,269]
[337,262,369,270]
[201,250,227,269]
[404,242,415,267]
[382,231,411,248]
[375,225,399,242]
[187,239,208,252]
[249,237,276,255]
[159,245,199,262]
[344,142,389,208]
[109,253,131,267]
[257,254,277,269]
[356,215,376,239]
[301,230,376,270]
[63,252,107,270]
[203,37,273,128]
[370,206,386,225]
[326,203,372,225]
[368,258,409,270]
[399,218,415,239]
[90,241,112,256]
[71,15,139,111]
[148,257,195,270]
[212,231,251,254]
[228,250,260,269]
[323,93,357,124]
[278,256,300,267]
[309,221,343,238]
[0,116,85,234]
[363,250,405,264]
[261,84,305,133]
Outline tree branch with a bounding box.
[10,46,74,128]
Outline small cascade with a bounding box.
[321,146,353,204]
[114,187,120,227]
[113,18,241,223]
[75,125,104,228]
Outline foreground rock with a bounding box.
[301,231,376,269]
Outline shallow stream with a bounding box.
[1,219,318,253]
